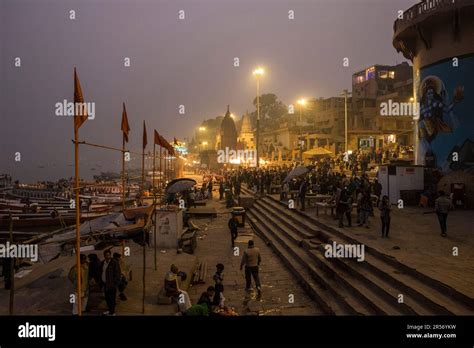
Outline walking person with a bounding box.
[358,190,372,228]
[228,214,238,249]
[240,240,262,295]
[68,254,89,315]
[379,195,391,238]
[101,249,121,316]
[435,191,453,237]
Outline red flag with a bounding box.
[73,68,88,132]
[121,103,130,143]
[143,121,147,149]
[160,134,174,155]
[154,130,161,146]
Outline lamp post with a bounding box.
[297,98,306,161]
[253,67,264,167]
[340,89,352,153]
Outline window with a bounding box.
[389,71,395,79]
[366,67,376,80]
[379,71,388,79]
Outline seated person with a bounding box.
[164,264,191,312]
[197,286,215,314]
[184,303,209,316]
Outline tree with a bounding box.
[251,93,287,130]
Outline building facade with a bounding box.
[349,62,414,151]
[393,0,474,172]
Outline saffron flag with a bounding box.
[143,121,147,149]
[121,103,130,143]
[73,68,88,132]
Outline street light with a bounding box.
[296,98,307,161]
[340,89,352,153]
[253,67,264,168]
[297,98,306,123]
[199,127,206,131]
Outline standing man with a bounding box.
[372,178,382,206]
[219,181,225,200]
[240,240,262,294]
[435,191,453,237]
[228,214,238,249]
[101,249,121,316]
[207,180,213,199]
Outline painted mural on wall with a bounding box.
[416,55,474,172]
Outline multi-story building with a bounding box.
[313,96,352,153]
[375,79,415,149]
[349,62,413,151]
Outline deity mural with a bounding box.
[417,55,474,171]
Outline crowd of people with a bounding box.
[163,239,261,316]
[67,249,128,316]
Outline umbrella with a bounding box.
[283,165,314,183]
[165,178,197,194]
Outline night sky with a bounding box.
[0,0,415,182]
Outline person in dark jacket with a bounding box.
[87,253,103,290]
[299,179,308,211]
[101,249,121,316]
[219,182,225,200]
[2,257,13,290]
[378,195,391,238]
[197,286,215,314]
[212,263,225,306]
[435,191,453,237]
[228,215,238,248]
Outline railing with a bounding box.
[393,0,466,34]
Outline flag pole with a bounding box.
[159,146,163,207]
[141,122,147,314]
[8,215,15,315]
[153,142,157,271]
[122,135,126,210]
[74,128,82,316]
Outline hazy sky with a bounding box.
[0,0,415,182]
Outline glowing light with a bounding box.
[297,98,307,106]
[199,127,206,131]
[253,67,265,76]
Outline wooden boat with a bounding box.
[0,211,110,229]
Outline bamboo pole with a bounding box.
[74,129,82,316]
[142,226,146,314]
[159,146,163,207]
[141,142,145,204]
[122,136,126,210]
[8,215,14,315]
[153,143,157,271]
